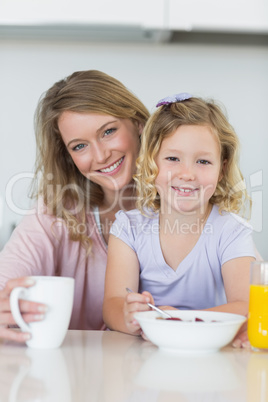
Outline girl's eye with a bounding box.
[104,128,116,137]
[197,159,210,165]
[166,157,179,162]
[72,143,86,151]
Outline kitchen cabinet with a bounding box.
[168,0,268,33]
[0,0,170,42]
[0,0,167,29]
[1,0,267,38]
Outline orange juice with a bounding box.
[248,284,268,349]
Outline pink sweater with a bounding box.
[0,207,107,330]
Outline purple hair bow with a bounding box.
[156,92,192,108]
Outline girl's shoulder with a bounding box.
[209,205,253,234]
[112,208,159,239]
[115,208,158,224]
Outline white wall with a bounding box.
[0,38,267,258]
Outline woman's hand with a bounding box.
[123,291,154,336]
[0,277,47,343]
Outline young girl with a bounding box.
[0,70,149,342]
[103,93,256,336]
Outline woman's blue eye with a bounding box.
[104,128,115,136]
[73,144,86,151]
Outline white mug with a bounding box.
[10,276,74,349]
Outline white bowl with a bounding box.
[134,310,246,353]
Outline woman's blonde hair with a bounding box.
[32,70,149,249]
[135,96,251,217]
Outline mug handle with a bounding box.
[10,287,31,332]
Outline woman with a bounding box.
[0,70,150,342]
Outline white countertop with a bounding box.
[0,330,267,402]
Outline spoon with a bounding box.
[126,287,172,318]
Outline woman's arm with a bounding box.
[103,235,153,335]
[0,211,62,342]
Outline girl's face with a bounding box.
[59,111,142,199]
[155,124,223,217]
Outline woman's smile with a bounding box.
[97,156,125,175]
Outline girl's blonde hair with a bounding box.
[135,96,251,217]
[32,70,149,249]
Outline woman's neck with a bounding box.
[97,184,137,244]
[101,183,137,213]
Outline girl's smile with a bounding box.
[171,185,199,197]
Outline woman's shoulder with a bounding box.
[12,200,96,238]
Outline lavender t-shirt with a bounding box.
[110,205,255,309]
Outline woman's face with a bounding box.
[58,111,142,199]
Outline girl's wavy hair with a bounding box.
[32,70,149,251]
[135,96,251,217]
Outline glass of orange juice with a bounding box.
[248,261,268,351]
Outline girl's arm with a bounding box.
[157,256,254,316]
[103,235,154,335]
[204,256,254,315]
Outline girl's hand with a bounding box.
[123,291,154,336]
[0,277,47,343]
[232,319,250,349]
